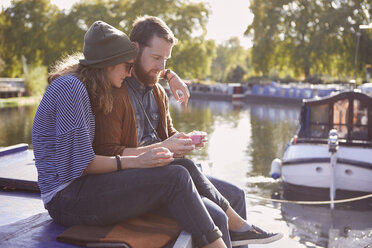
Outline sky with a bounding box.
[0,0,254,48]
[192,0,253,48]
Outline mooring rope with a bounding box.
[196,162,372,206]
[246,193,372,205]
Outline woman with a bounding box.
[32,20,227,248]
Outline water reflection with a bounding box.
[1,98,371,248]
[248,103,300,177]
[250,103,299,124]
[282,202,372,248]
[169,99,246,162]
[0,105,37,148]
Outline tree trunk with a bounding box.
[304,66,310,78]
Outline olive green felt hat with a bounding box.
[80,20,137,68]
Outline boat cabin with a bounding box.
[297,91,372,145]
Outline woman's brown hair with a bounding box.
[48,53,113,115]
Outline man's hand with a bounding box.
[161,132,194,157]
[187,131,208,149]
[167,72,190,107]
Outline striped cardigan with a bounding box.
[32,75,95,204]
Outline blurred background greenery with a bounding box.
[0,0,371,96]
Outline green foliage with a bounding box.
[23,65,48,96]
[170,38,216,79]
[0,57,5,75]
[211,37,250,82]
[3,0,370,88]
[118,0,212,79]
[0,0,213,89]
[247,0,372,80]
[1,0,58,77]
[227,65,246,83]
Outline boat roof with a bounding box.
[303,90,372,105]
[297,90,372,145]
[0,144,75,247]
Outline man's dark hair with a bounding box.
[130,16,177,47]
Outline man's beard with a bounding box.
[134,53,160,87]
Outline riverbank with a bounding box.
[187,81,346,105]
[189,91,303,105]
[0,96,41,108]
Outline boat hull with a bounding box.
[282,143,372,194]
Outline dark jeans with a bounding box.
[208,176,248,248]
[172,159,248,248]
[47,160,222,247]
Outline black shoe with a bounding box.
[230,225,283,246]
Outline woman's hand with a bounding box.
[85,148,173,173]
[161,132,194,157]
[136,147,174,168]
[167,71,190,106]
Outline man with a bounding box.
[93,16,282,247]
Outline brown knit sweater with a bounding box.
[93,82,177,156]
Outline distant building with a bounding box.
[0,78,25,98]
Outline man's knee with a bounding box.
[231,186,246,219]
[207,204,228,229]
[235,186,245,202]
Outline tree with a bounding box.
[115,0,213,79]
[0,0,58,77]
[210,37,250,82]
[0,0,214,81]
[170,38,216,79]
[227,65,246,83]
[46,0,122,67]
[246,0,372,79]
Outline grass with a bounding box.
[0,96,41,108]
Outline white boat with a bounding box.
[358,82,372,95]
[270,90,372,199]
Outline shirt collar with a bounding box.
[128,76,153,94]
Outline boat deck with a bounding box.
[0,144,192,248]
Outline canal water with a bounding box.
[1,98,371,248]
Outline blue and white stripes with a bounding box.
[32,75,96,205]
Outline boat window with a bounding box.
[288,88,294,97]
[233,87,242,94]
[303,90,312,99]
[310,104,329,138]
[258,87,264,95]
[268,87,276,95]
[333,99,349,138]
[295,89,301,98]
[350,99,368,140]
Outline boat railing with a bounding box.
[250,83,341,99]
[292,137,372,147]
